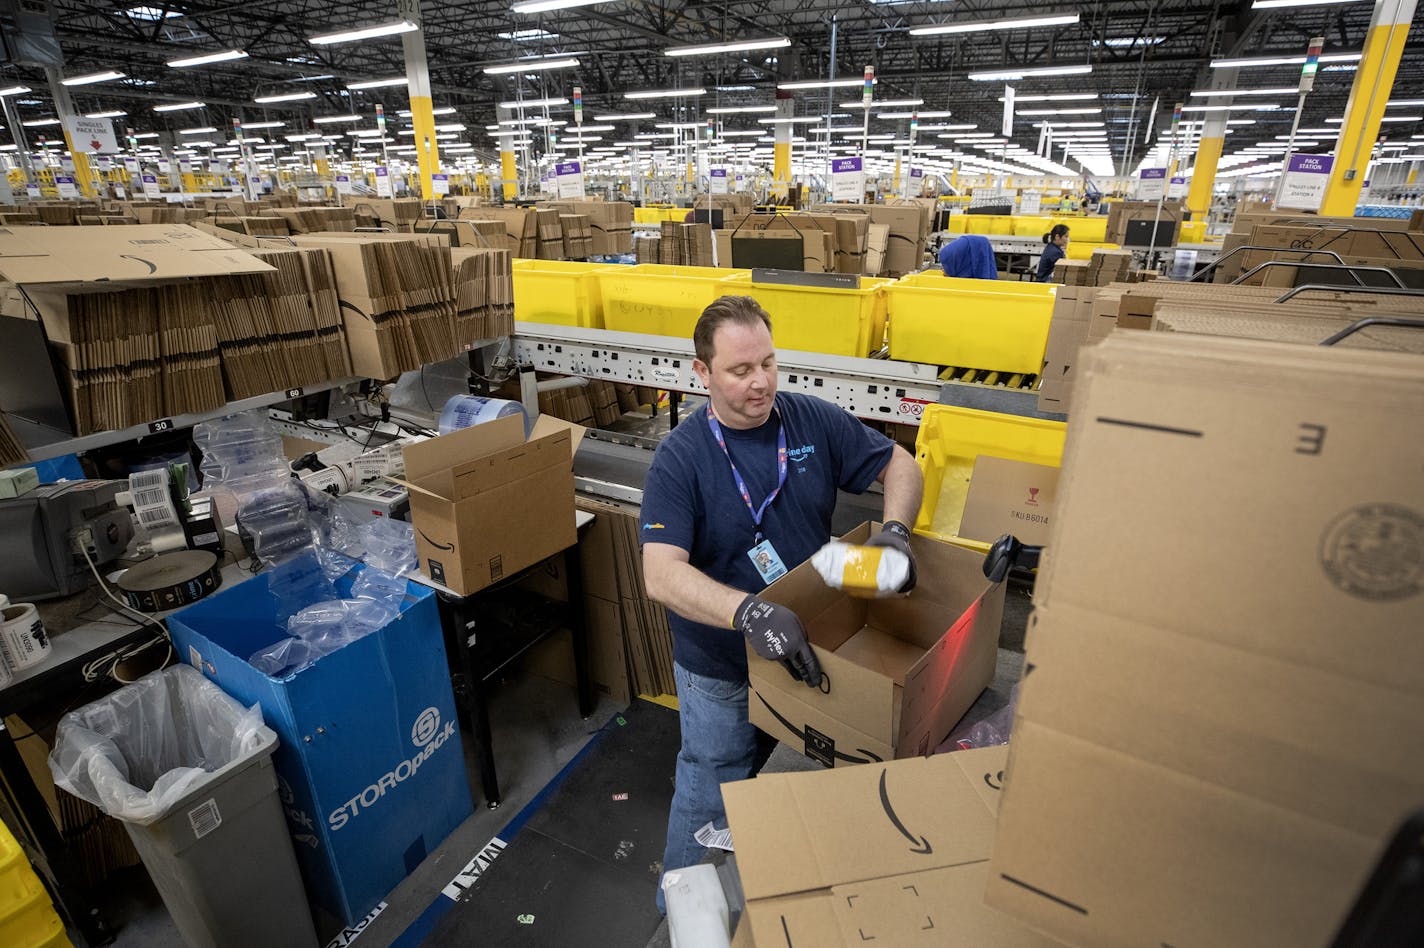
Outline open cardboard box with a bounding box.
[723,744,1065,947]
[751,523,1004,765]
[397,414,584,596]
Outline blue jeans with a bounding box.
[657,663,777,914]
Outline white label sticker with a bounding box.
[188,799,222,839]
[694,821,734,852]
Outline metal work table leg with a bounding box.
[437,596,502,809]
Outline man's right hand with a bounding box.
[733,595,823,688]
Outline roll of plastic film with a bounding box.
[438,395,530,436]
[0,594,51,673]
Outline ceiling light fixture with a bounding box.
[153,101,207,112]
[909,13,1079,36]
[484,57,579,75]
[61,70,126,86]
[314,114,363,124]
[594,112,657,120]
[511,0,608,14]
[879,110,952,118]
[499,96,569,109]
[243,120,286,129]
[665,37,789,57]
[1252,0,1366,8]
[347,77,408,90]
[167,49,248,68]
[1211,52,1361,68]
[707,105,776,114]
[310,21,418,44]
[624,88,707,99]
[254,91,317,103]
[778,78,870,90]
[968,64,1091,81]
[85,110,128,119]
[180,126,218,134]
[0,85,31,97]
[840,98,924,109]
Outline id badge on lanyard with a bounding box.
[706,406,789,586]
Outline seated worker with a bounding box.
[938,234,997,280]
[1035,224,1070,282]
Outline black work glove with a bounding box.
[734,595,823,688]
[865,520,917,594]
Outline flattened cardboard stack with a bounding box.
[1211,212,1424,284]
[543,200,634,255]
[299,248,353,379]
[1152,300,1424,353]
[658,221,682,265]
[559,214,592,259]
[449,246,514,342]
[292,233,460,379]
[634,234,659,264]
[572,495,677,697]
[680,223,715,267]
[354,198,423,232]
[988,332,1424,948]
[222,216,290,238]
[154,282,225,416]
[1086,247,1132,285]
[441,219,505,249]
[536,209,564,259]
[466,207,537,256]
[266,206,356,234]
[0,413,26,467]
[33,288,163,434]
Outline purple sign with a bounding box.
[1286,154,1332,174]
[555,161,581,176]
[1140,168,1167,180]
[832,157,863,174]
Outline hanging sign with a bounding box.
[141,173,161,198]
[1278,154,1333,210]
[831,156,865,202]
[1138,167,1167,200]
[431,173,449,195]
[710,167,729,194]
[375,165,393,197]
[1167,176,1188,199]
[55,175,79,199]
[63,116,118,154]
[1019,190,1042,215]
[335,174,353,195]
[555,160,585,199]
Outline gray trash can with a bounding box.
[49,664,317,948]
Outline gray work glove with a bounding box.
[865,520,917,594]
[734,595,823,688]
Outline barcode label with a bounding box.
[188,799,222,839]
[131,469,165,488]
[191,532,219,546]
[139,507,177,526]
[134,487,167,507]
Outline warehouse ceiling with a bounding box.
[2,0,1422,177]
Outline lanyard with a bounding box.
[706,404,787,542]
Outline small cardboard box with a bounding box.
[723,744,1065,948]
[399,414,583,596]
[751,523,1005,765]
[957,456,1060,547]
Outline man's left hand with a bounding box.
[866,520,916,594]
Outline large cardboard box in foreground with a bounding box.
[400,414,583,596]
[986,333,1424,948]
[752,524,1005,765]
[723,745,1064,947]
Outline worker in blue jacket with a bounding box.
[938,235,997,280]
[1035,224,1070,281]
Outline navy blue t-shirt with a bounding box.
[639,392,895,681]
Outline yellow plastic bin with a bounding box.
[913,404,1067,554]
[512,258,612,328]
[885,272,1056,374]
[0,819,71,948]
[945,215,969,234]
[1053,215,1107,242]
[1010,216,1053,237]
[597,264,748,338]
[723,273,893,357]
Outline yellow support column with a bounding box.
[43,66,97,197]
[772,92,792,198]
[399,0,440,199]
[1186,113,1227,219]
[1320,0,1415,216]
[496,107,518,201]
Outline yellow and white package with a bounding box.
[811,542,911,598]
